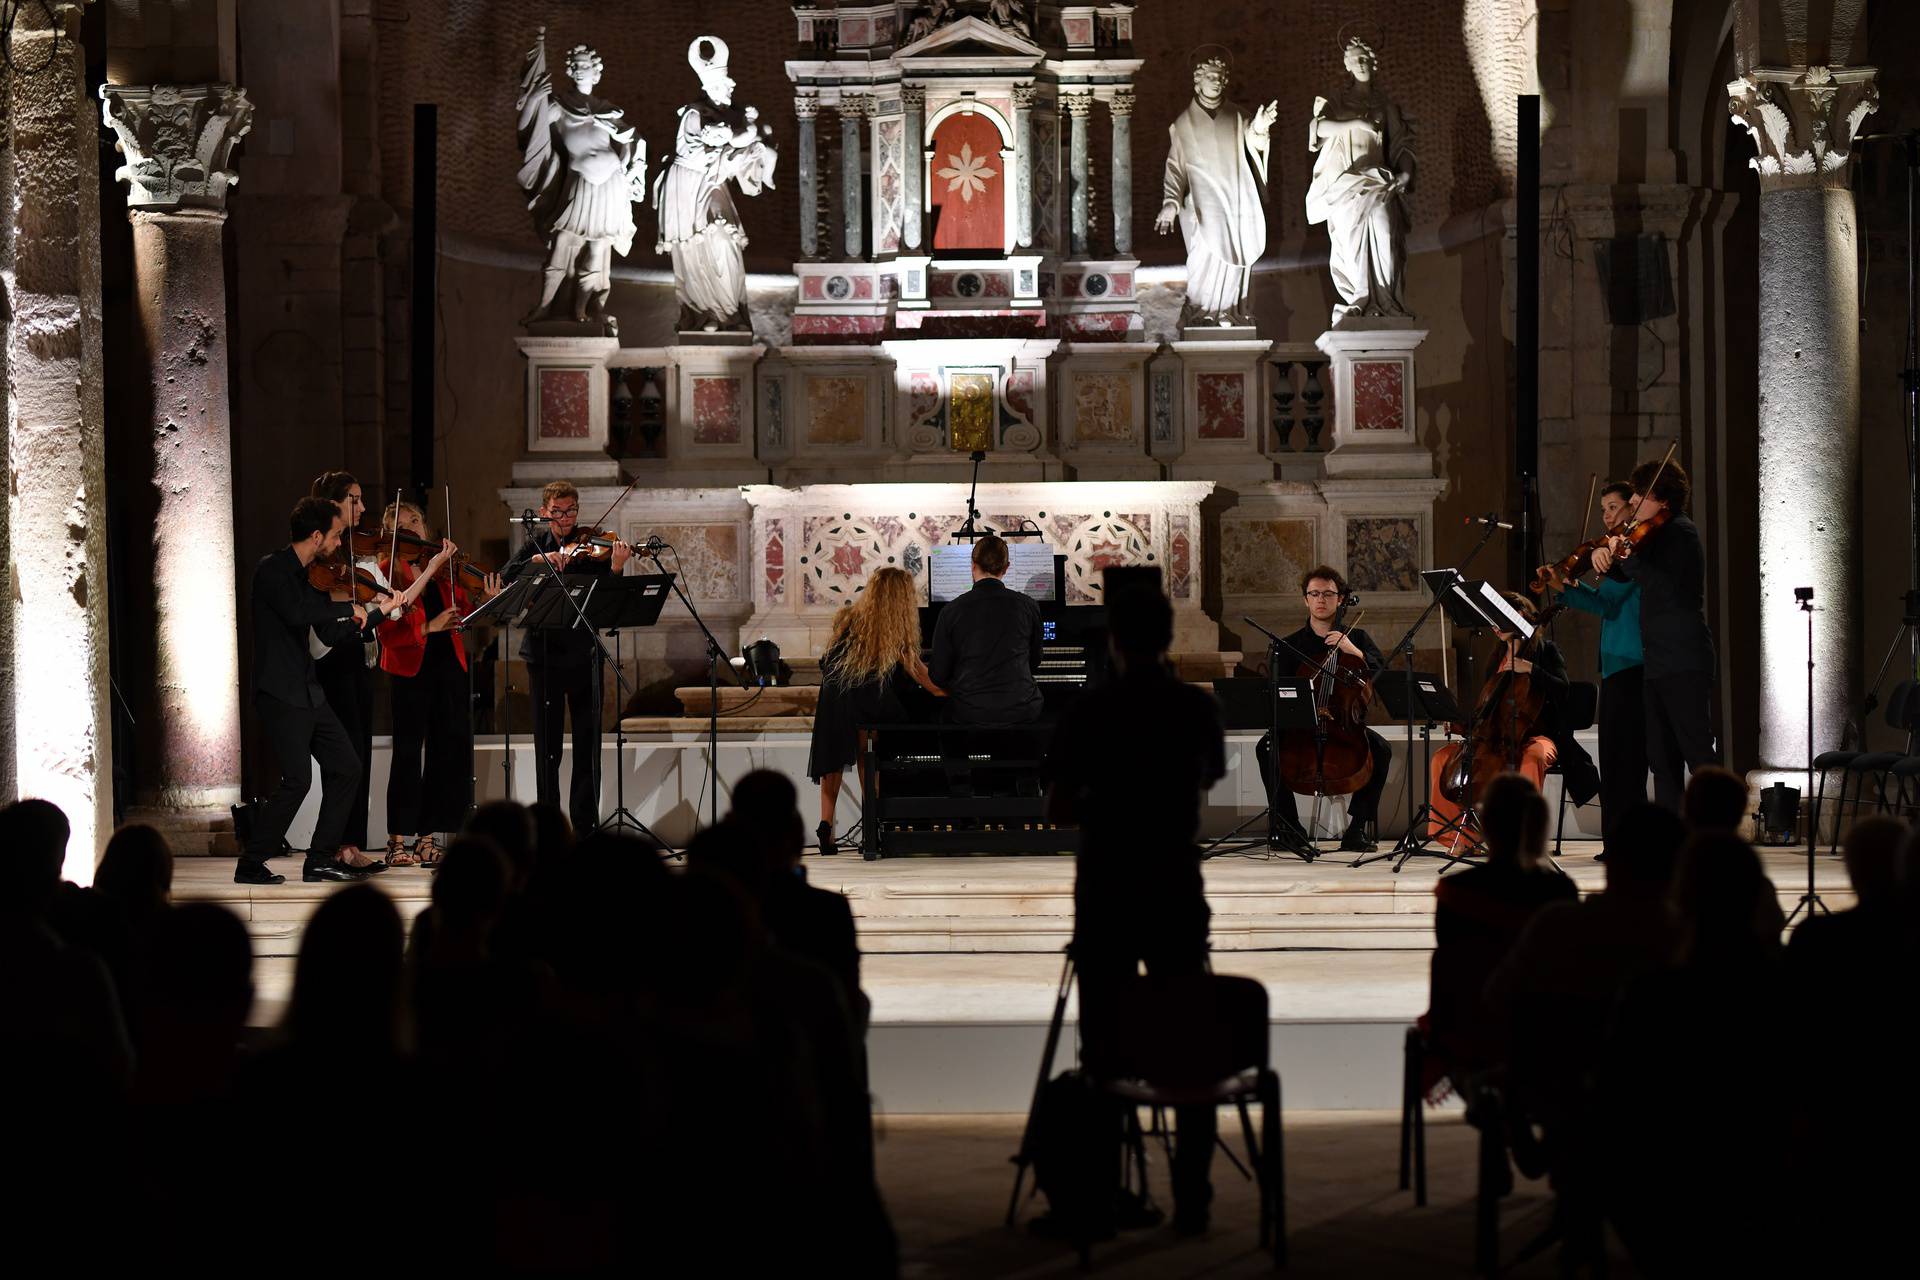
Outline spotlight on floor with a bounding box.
[1758,783,1801,846]
[742,637,783,686]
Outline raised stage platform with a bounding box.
[176,847,1851,1113]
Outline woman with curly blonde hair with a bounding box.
[808,566,943,854]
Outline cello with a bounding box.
[1269,596,1377,800]
[1429,601,1566,830]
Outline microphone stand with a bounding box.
[953,449,989,542]
[1352,516,1503,869]
[646,542,745,830]
[496,510,553,800]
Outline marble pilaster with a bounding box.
[1110,89,1134,256]
[100,82,255,817]
[1066,92,1092,257]
[796,92,820,259]
[902,86,925,252]
[1013,82,1035,249]
[841,96,866,260]
[1727,64,1880,784]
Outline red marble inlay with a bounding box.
[840,16,871,45]
[764,523,785,605]
[930,112,1005,252]
[792,314,888,344]
[909,370,940,424]
[1169,528,1193,600]
[1196,371,1247,440]
[830,542,867,578]
[1110,272,1133,295]
[537,368,591,439]
[853,275,875,299]
[1063,16,1094,44]
[1005,369,1035,424]
[1352,360,1406,432]
[692,376,743,444]
[801,275,825,299]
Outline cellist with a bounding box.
[1255,566,1393,854]
[1426,591,1597,844]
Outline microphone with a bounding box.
[518,509,551,526]
[637,535,670,553]
[1463,513,1515,531]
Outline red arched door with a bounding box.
[929,112,1006,253]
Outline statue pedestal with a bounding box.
[514,336,622,484]
[1315,322,1432,478]
[1165,335,1277,486]
[664,338,769,485]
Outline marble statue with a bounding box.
[1306,38,1416,324]
[653,36,779,333]
[1155,49,1277,329]
[516,29,648,332]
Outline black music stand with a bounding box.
[1204,667,1321,863]
[460,568,548,801]
[580,575,674,839]
[1351,671,1463,870]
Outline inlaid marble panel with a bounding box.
[1072,372,1133,442]
[763,518,785,606]
[691,375,743,445]
[1352,360,1406,432]
[1062,514,1150,604]
[1168,513,1194,600]
[652,524,741,601]
[875,117,904,255]
[805,375,867,445]
[1005,370,1036,426]
[538,368,590,439]
[1220,518,1316,596]
[1345,516,1421,592]
[1196,371,1247,440]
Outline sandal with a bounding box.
[386,835,420,868]
[413,834,443,868]
[336,845,388,874]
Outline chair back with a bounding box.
[1081,972,1268,1089]
[1562,681,1599,734]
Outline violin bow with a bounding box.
[1627,440,1678,526]
[388,489,402,603]
[444,482,456,599]
[585,473,641,551]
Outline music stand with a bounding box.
[460,568,549,802]
[1204,672,1322,862]
[580,575,674,840]
[1351,671,1463,869]
[516,573,638,840]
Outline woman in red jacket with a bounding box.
[377,501,502,866]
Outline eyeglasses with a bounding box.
[548,506,579,517]
[1304,590,1342,600]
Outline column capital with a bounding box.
[1012,82,1038,110]
[1727,65,1878,192]
[1110,88,1135,118]
[901,85,926,111]
[841,94,870,120]
[1064,91,1094,118]
[99,82,254,214]
[795,91,821,120]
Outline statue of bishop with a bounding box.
[515,29,647,332]
[1156,49,1277,329]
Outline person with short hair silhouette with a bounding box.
[1682,764,1748,832]
[1047,583,1227,1235]
[929,534,1045,725]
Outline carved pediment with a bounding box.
[897,15,1044,61]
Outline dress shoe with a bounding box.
[234,862,285,886]
[815,820,838,857]
[302,859,367,883]
[1340,827,1378,854]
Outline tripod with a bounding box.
[1785,589,1828,925]
[1203,624,1342,862]
[645,543,745,830]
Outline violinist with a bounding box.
[309,470,451,869]
[1426,592,1597,845]
[1543,481,1646,847]
[377,501,503,868]
[1254,566,1393,854]
[238,498,390,885]
[500,480,634,832]
[1589,457,1719,811]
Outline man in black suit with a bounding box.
[240,498,395,885]
[928,534,1044,724]
[499,480,632,832]
[1592,458,1720,810]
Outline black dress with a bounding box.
[808,643,918,781]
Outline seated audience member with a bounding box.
[80,824,177,1019]
[1423,774,1576,1080]
[131,903,255,1106]
[410,836,533,1084]
[462,800,539,890]
[1681,764,1749,832]
[809,566,945,855]
[1601,833,1785,1273]
[1047,584,1228,1237]
[929,533,1045,725]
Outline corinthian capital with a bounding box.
[100,83,255,213]
[1727,65,1878,190]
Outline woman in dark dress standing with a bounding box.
[809,567,944,855]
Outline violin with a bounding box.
[1440,603,1566,806]
[1532,443,1679,592]
[1268,598,1377,798]
[549,526,623,563]
[352,526,497,587]
[306,558,390,605]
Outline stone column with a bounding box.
[795,92,820,259]
[1013,82,1036,249]
[841,96,866,260]
[4,3,113,874]
[1727,65,1879,785]
[1066,92,1092,256]
[100,83,254,821]
[902,86,925,252]
[1110,88,1134,256]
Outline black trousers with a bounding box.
[315,642,374,849]
[1645,671,1720,811]
[1258,727,1393,831]
[1597,666,1648,841]
[388,641,474,837]
[246,692,360,867]
[529,659,602,832]
[1075,884,1215,1216]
